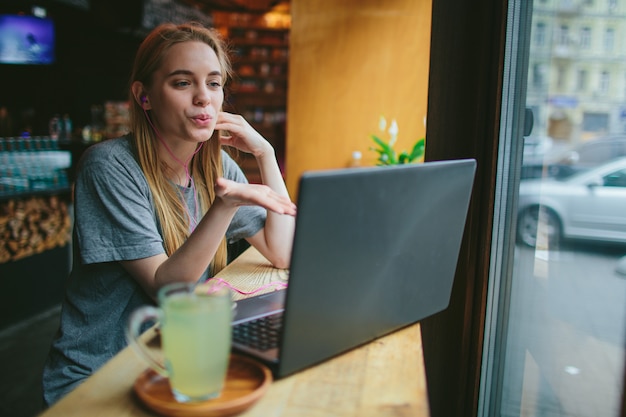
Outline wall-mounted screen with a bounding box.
[0,14,55,65]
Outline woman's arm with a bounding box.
[244,145,295,269]
[121,197,236,299]
[122,178,295,299]
[216,112,296,269]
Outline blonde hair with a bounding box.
[128,22,233,275]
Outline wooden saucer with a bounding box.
[133,354,272,417]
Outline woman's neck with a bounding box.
[157,140,200,187]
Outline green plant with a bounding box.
[369,116,425,165]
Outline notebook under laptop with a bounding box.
[231,158,477,378]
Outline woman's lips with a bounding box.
[191,115,212,127]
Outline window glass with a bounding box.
[577,69,588,91]
[604,168,626,187]
[604,27,615,51]
[485,1,626,416]
[580,27,591,49]
[582,112,609,132]
[535,22,547,46]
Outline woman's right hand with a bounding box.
[214,177,296,216]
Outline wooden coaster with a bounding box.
[134,354,272,417]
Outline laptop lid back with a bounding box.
[277,158,476,377]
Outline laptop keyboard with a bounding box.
[232,311,283,352]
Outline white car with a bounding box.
[521,135,626,180]
[517,157,626,247]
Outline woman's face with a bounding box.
[147,40,224,148]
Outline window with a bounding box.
[604,27,615,52]
[535,22,546,47]
[583,111,610,132]
[532,63,547,88]
[577,69,588,91]
[557,66,567,90]
[600,70,611,93]
[557,25,570,46]
[604,169,626,187]
[580,27,591,49]
[481,3,626,415]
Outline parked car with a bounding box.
[557,134,626,170]
[521,135,626,180]
[521,135,567,179]
[523,135,554,160]
[517,157,626,247]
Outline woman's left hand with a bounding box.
[215,111,270,158]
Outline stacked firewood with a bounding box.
[0,195,71,263]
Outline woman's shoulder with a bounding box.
[83,135,132,157]
[220,149,239,173]
[76,135,148,190]
[80,135,136,167]
[220,149,235,163]
[220,150,247,182]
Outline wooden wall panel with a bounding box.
[286,0,432,196]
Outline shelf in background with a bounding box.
[214,10,290,183]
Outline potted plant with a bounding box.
[369,116,425,165]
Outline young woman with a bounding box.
[42,22,296,405]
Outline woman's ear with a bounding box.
[131,81,150,110]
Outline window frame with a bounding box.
[423,1,626,416]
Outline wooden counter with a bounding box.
[39,248,430,417]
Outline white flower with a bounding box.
[379,115,387,132]
[388,119,399,146]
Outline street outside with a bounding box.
[501,241,626,417]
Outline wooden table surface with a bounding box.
[39,248,430,417]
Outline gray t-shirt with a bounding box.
[42,136,265,406]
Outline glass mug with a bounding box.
[126,282,233,403]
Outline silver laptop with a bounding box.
[231,158,477,378]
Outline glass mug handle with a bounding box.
[126,306,168,376]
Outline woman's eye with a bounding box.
[174,80,190,88]
[208,80,222,88]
